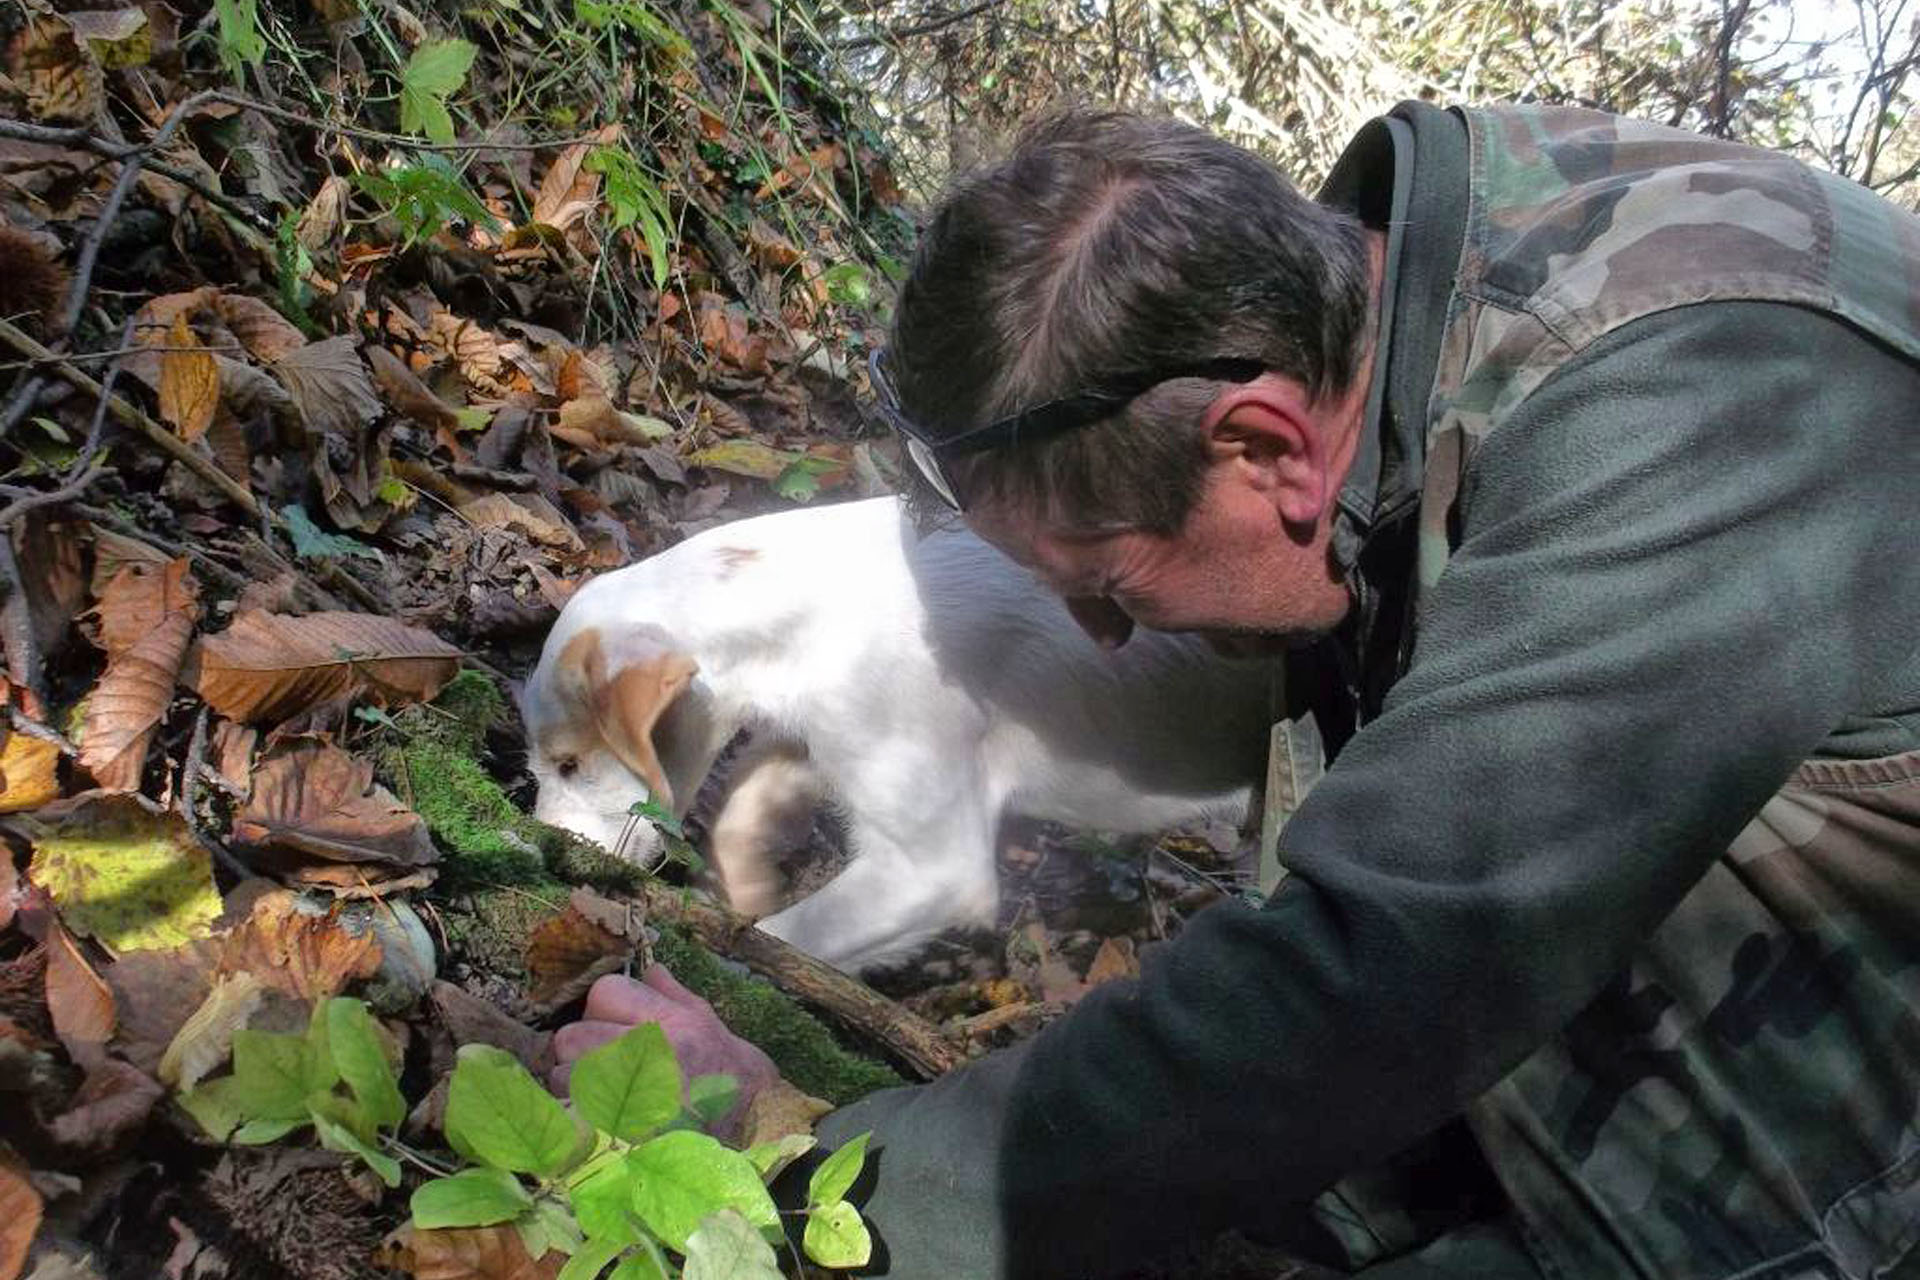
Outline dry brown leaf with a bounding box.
[0,732,61,814]
[1084,935,1139,988]
[158,313,218,442]
[0,1148,43,1280]
[190,610,461,725]
[429,981,552,1074]
[46,1058,162,1157]
[87,526,172,597]
[216,889,382,1003]
[458,493,583,551]
[426,312,508,397]
[744,218,803,269]
[270,336,381,438]
[13,514,88,661]
[0,859,15,932]
[296,174,350,252]
[551,395,671,451]
[208,293,305,364]
[94,556,197,658]
[45,923,114,1063]
[530,128,617,231]
[380,1225,563,1280]
[523,904,631,1010]
[739,1078,833,1147]
[366,344,462,433]
[209,719,256,796]
[102,941,215,1077]
[551,348,604,402]
[14,13,103,124]
[80,560,199,791]
[156,971,261,1090]
[231,740,437,871]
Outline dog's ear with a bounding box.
[559,627,700,808]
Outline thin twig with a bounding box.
[6,707,78,757]
[207,90,605,153]
[0,317,262,518]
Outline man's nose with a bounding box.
[1064,595,1136,650]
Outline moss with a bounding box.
[439,880,569,981]
[651,924,903,1106]
[396,669,505,755]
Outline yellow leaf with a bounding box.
[158,313,219,442]
[28,795,222,952]
[157,971,264,1090]
[684,438,800,481]
[0,732,61,813]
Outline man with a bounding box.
[558,103,1920,1278]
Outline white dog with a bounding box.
[522,497,1274,970]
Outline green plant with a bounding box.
[353,155,503,245]
[179,997,408,1187]
[586,146,674,289]
[399,38,479,145]
[211,0,265,81]
[182,998,873,1277]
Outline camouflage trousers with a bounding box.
[1463,749,1920,1280]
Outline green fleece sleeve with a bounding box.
[804,301,1920,1279]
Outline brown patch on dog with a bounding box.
[713,546,761,578]
[556,628,699,807]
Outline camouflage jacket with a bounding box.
[795,105,1920,1280]
[1410,104,1920,1280]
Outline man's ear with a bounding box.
[1203,380,1332,529]
[561,627,700,808]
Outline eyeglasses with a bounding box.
[869,347,1265,511]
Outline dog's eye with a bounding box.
[556,757,579,779]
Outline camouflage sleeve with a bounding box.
[803,301,1920,1280]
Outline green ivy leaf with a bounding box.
[325,998,405,1132]
[803,1200,872,1268]
[819,263,871,306]
[680,1209,782,1280]
[282,504,385,563]
[567,1152,641,1246]
[771,454,840,504]
[743,1133,814,1182]
[310,1105,402,1187]
[627,1132,779,1252]
[806,1131,869,1208]
[410,1168,533,1229]
[686,1075,738,1131]
[399,39,477,144]
[608,1241,672,1280]
[534,1199,585,1256]
[229,1028,316,1122]
[556,1236,625,1280]
[211,0,264,79]
[178,1076,248,1141]
[571,1023,683,1142]
[447,1044,592,1175]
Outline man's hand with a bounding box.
[552,966,781,1132]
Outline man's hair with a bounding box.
[889,109,1372,534]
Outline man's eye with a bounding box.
[557,758,579,779]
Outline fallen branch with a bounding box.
[632,878,969,1080]
[0,317,262,518]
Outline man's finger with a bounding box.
[582,972,675,1024]
[554,1018,636,1062]
[547,1061,574,1096]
